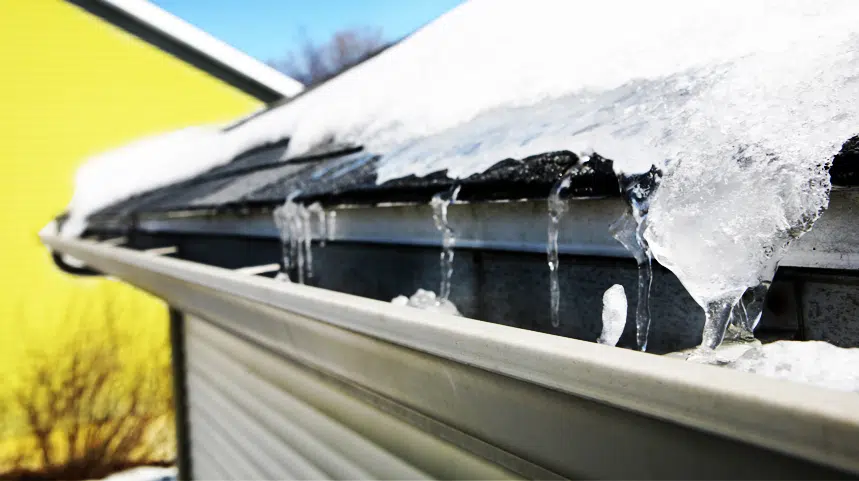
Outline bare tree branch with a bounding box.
[269,26,388,87]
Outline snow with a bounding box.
[669,340,859,393]
[103,466,176,481]
[726,341,859,392]
[597,284,626,347]
[230,0,859,183]
[391,289,461,316]
[61,126,256,237]
[61,0,859,237]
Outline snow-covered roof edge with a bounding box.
[69,0,304,102]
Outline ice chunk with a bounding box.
[390,289,461,316]
[598,284,627,347]
[725,341,859,393]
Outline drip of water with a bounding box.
[610,166,662,351]
[430,185,461,302]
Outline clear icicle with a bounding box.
[301,206,313,280]
[611,166,662,351]
[598,284,627,347]
[327,211,337,241]
[546,162,582,328]
[430,184,461,303]
[306,202,327,247]
[273,205,291,281]
[273,191,307,283]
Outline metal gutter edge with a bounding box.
[135,189,859,270]
[41,234,859,475]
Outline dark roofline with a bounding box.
[67,0,292,103]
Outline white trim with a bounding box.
[102,0,303,98]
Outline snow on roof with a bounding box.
[98,0,304,99]
[61,0,859,235]
[235,0,859,182]
[61,125,254,237]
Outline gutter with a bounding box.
[40,233,859,478]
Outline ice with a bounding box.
[609,167,662,351]
[273,192,312,283]
[725,341,859,393]
[306,202,327,246]
[431,185,461,302]
[546,165,578,328]
[644,133,833,350]
[598,284,627,347]
[326,210,338,241]
[391,289,461,316]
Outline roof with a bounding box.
[68,0,303,102]
[64,0,859,236]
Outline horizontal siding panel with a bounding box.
[188,362,366,479]
[187,315,520,480]
[188,380,319,479]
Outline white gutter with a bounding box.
[99,0,304,99]
[41,234,859,477]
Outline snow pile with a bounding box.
[63,126,246,237]
[391,289,461,316]
[726,341,859,393]
[103,466,176,481]
[597,284,627,347]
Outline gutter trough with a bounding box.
[42,233,859,479]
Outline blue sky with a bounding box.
[151,0,463,63]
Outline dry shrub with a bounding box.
[0,297,174,480]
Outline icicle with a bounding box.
[546,163,580,328]
[327,211,337,241]
[611,165,662,351]
[430,184,461,303]
[598,284,627,347]
[273,205,291,281]
[272,191,306,283]
[306,202,327,247]
[300,206,313,280]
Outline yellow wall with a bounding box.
[0,0,261,385]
